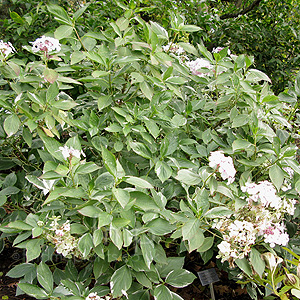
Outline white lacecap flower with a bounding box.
[209,151,236,184]
[31,36,61,53]
[0,40,15,58]
[186,58,213,76]
[58,145,85,160]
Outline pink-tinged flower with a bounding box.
[0,40,15,58]
[31,36,61,53]
[62,221,71,232]
[186,58,212,76]
[55,229,64,237]
[263,223,289,248]
[209,151,236,184]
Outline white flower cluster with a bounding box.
[216,220,256,264]
[241,181,296,214]
[0,40,15,58]
[241,181,282,209]
[209,151,236,184]
[59,145,85,161]
[162,42,189,64]
[162,42,185,55]
[186,58,213,77]
[46,217,79,258]
[31,36,61,53]
[214,179,296,266]
[86,293,110,300]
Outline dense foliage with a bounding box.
[1,1,300,300]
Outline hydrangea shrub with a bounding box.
[0,3,300,300]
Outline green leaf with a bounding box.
[232,139,254,152]
[132,191,160,211]
[232,114,249,128]
[197,237,214,252]
[46,82,59,102]
[98,212,113,227]
[101,146,117,177]
[37,262,53,293]
[125,176,153,189]
[150,21,168,39]
[204,207,233,218]
[269,164,284,191]
[7,263,35,278]
[8,221,33,231]
[78,233,93,258]
[47,4,73,26]
[180,24,201,32]
[54,25,73,40]
[182,219,204,252]
[112,188,130,208]
[178,42,198,55]
[144,119,160,138]
[155,161,172,183]
[140,234,154,269]
[71,51,86,65]
[4,114,20,137]
[93,257,109,279]
[140,81,153,100]
[166,76,188,85]
[295,72,300,96]
[129,141,152,159]
[235,257,252,277]
[147,218,175,236]
[10,11,25,24]
[110,265,132,298]
[43,68,58,84]
[171,115,187,127]
[73,4,89,21]
[92,70,110,78]
[78,205,102,218]
[75,162,100,174]
[165,269,196,288]
[26,239,42,262]
[246,69,271,83]
[110,223,123,250]
[154,284,172,300]
[175,169,202,185]
[250,248,265,278]
[98,95,112,111]
[18,283,48,299]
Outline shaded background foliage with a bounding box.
[1,0,300,94]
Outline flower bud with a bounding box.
[286,273,297,285]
